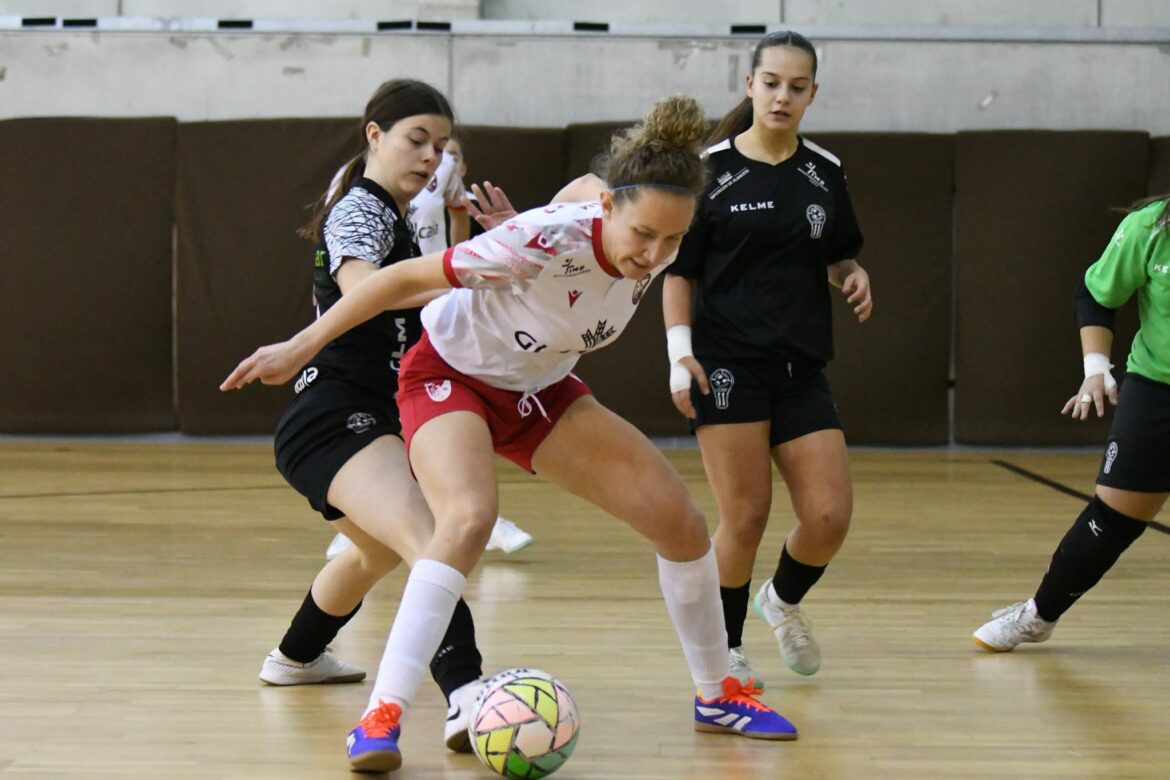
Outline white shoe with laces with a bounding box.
[444,678,486,752]
[325,532,354,561]
[972,599,1057,652]
[728,645,765,691]
[753,579,821,676]
[259,647,365,685]
[485,517,533,554]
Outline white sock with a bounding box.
[365,559,466,718]
[657,546,727,700]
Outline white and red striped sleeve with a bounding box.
[441,210,577,292]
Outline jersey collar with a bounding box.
[592,217,622,278]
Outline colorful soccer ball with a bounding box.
[470,668,580,779]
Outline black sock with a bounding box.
[720,581,751,648]
[1033,496,1147,622]
[771,544,826,605]
[278,590,361,663]
[430,597,484,701]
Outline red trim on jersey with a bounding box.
[441,247,464,288]
[592,218,621,278]
[447,204,468,212]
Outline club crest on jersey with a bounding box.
[426,174,439,193]
[709,368,735,410]
[525,231,559,258]
[346,412,376,434]
[631,273,652,304]
[799,161,829,192]
[806,204,826,239]
[568,290,582,307]
[425,380,453,402]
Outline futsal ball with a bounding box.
[470,668,580,779]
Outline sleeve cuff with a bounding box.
[442,246,464,288]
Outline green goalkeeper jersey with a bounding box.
[1084,199,1170,385]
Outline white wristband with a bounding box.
[666,325,694,393]
[666,325,693,365]
[1084,352,1117,391]
[669,363,692,393]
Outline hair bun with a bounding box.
[639,95,706,153]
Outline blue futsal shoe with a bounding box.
[694,677,798,740]
[347,700,403,773]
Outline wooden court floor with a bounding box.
[1,441,1167,779]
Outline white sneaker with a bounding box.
[259,647,366,685]
[729,645,765,691]
[753,580,821,676]
[485,517,533,554]
[972,599,1057,652]
[444,678,486,752]
[325,532,354,561]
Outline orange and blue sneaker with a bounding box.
[347,700,403,773]
[694,677,798,741]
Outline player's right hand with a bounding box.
[670,356,709,420]
[466,181,517,230]
[219,340,309,391]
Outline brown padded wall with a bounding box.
[954,131,1149,445]
[175,119,358,434]
[1151,137,1170,194]
[810,133,954,445]
[458,127,566,212]
[0,118,176,432]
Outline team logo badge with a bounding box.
[1103,441,1119,474]
[806,204,826,239]
[425,380,453,402]
[568,290,582,307]
[632,273,652,305]
[709,368,735,410]
[346,412,376,434]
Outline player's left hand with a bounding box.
[219,339,311,391]
[466,181,517,230]
[841,268,873,323]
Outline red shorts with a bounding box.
[397,331,593,473]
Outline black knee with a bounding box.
[1058,496,1146,566]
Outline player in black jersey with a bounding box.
[664,31,873,687]
[250,80,487,756]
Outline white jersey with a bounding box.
[422,201,673,392]
[409,151,466,255]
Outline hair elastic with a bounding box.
[610,183,695,195]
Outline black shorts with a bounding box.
[690,356,842,448]
[273,375,402,521]
[1096,373,1170,493]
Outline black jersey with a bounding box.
[671,136,864,364]
[309,177,423,396]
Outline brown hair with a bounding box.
[1123,193,1170,231]
[298,79,454,241]
[601,94,708,202]
[707,30,818,147]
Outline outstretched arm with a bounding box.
[220,253,450,390]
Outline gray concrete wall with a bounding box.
[2,29,1168,132]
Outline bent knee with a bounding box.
[437,509,496,553]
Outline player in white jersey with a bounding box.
[326,137,534,562]
[223,95,798,774]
